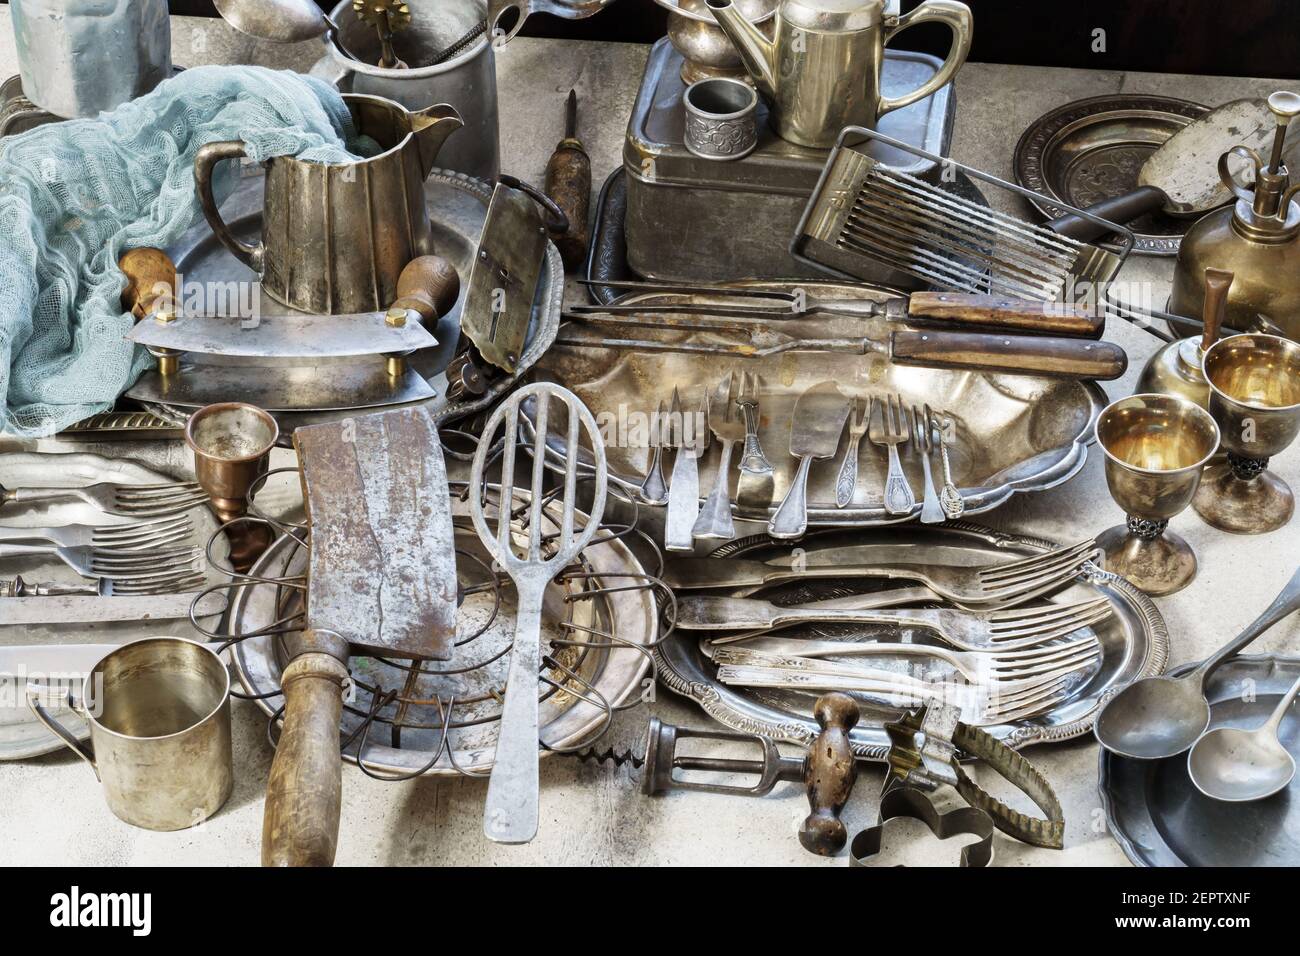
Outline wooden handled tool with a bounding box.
[889,330,1128,380]
[263,405,458,867]
[544,89,591,269]
[799,692,860,856]
[389,254,460,323]
[119,247,177,319]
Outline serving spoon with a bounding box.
[1095,566,1300,760]
[1187,670,1300,802]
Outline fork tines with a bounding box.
[91,515,193,551]
[982,597,1113,644]
[113,481,209,515]
[978,539,1099,592]
[106,570,207,595]
[90,546,203,580]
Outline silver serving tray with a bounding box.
[537,280,1108,526]
[229,497,656,777]
[132,169,563,432]
[0,452,230,759]
[654,523,1167,760]
[1099,655,1300,867]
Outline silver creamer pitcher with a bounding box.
[707,0,972,148]
[194,94,463,315]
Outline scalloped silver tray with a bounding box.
[536,280,1108,526]
[653,522,1167,760]
[1099,655,1300,867]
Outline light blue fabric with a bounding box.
[0,65,363,436]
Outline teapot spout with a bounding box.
[706,0,777,98]
[411,104,465,180]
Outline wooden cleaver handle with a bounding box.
[262,651,350,867]
[890,330,1128,381]
[390,255,460,325]
[907,292,1104,339]
[118,247,178,320]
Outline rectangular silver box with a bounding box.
[623,38,956,284]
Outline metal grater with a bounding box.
[793,127,1135,302]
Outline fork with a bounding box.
[0,515,193,551]
[4,570,206,596]
[0,480,209,518]
[693,372,745,540]
[677,593,1114,651]
[869,394,914,515]
[663,538,1101,608]
[911,403,945,524]
[639,400,670,505]
[834,397,871,509]
[735,370,774,509]
[709,634,1102,685]
[931,405,966,520]
[713,655,1074,726]
[0,542,202,583]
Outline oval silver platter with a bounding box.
[133,168,563,433]
[0,452,229,759]
[654,522,1166,759]
[536,280,1107,526]
[229,497,656,777]
[1099,655,1300,867]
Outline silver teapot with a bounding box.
[707,0,972,148]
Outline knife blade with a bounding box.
[0,592,226,627]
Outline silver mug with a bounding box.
[27,637,233,832]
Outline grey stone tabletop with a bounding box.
[1,11,1297,866]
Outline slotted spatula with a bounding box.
[469,382,608,844]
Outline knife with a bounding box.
[769,382,851,540]
[0,589,226,626]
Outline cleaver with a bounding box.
[261,404,458,867]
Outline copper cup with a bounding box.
[1193,334,1300,535]
[185,403,279,524]
[1095,394,1220,596]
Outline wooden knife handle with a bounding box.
[261,651,349,867]
[390,255,460,325]
[890,330,1128,381]
[798,692,859,856]
[907,292,1104,339]
[118,247,177,320]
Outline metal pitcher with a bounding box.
[707,0,972,148]
[194,94,463,315]
[26,638,233,832]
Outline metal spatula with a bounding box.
[469,382,608,844]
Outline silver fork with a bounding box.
[664,538,1102,609]
[834,397,871,509]
[734,371,773,509]
[912,403,944,524]
[713,655,1074,726]
[709,634,1102,685]
[639,400,670,505]
[678,593,1114,651]
[693,373,744,540]
[4,571,206,596]
[869,393,914,515]
[930,404,965,519]
[0,515,193,551]
[0,542,203,583]
[665,387,709,552]
[0,480,209,518]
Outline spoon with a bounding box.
[1095,565,1300,760]
[213,0,363,62]
[1187,671,1300,802]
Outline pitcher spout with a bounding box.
[706,0,777,98]
[411,104,465,180]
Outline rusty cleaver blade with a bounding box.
[294,404,457,661]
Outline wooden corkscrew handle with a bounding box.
[118,247,178,319]
[798,692,860,856]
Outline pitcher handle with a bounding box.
[26,683,99,780]
[878,0,973,118]
[194,141,264,272]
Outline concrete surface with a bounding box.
[0,12,1297,867]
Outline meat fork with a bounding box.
[870,394,914,515]
[0,480,209,518]
[0,515,194,551]
[0,542,203,583]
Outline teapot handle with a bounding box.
[878,0,973,118]
[194,141,264,273]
